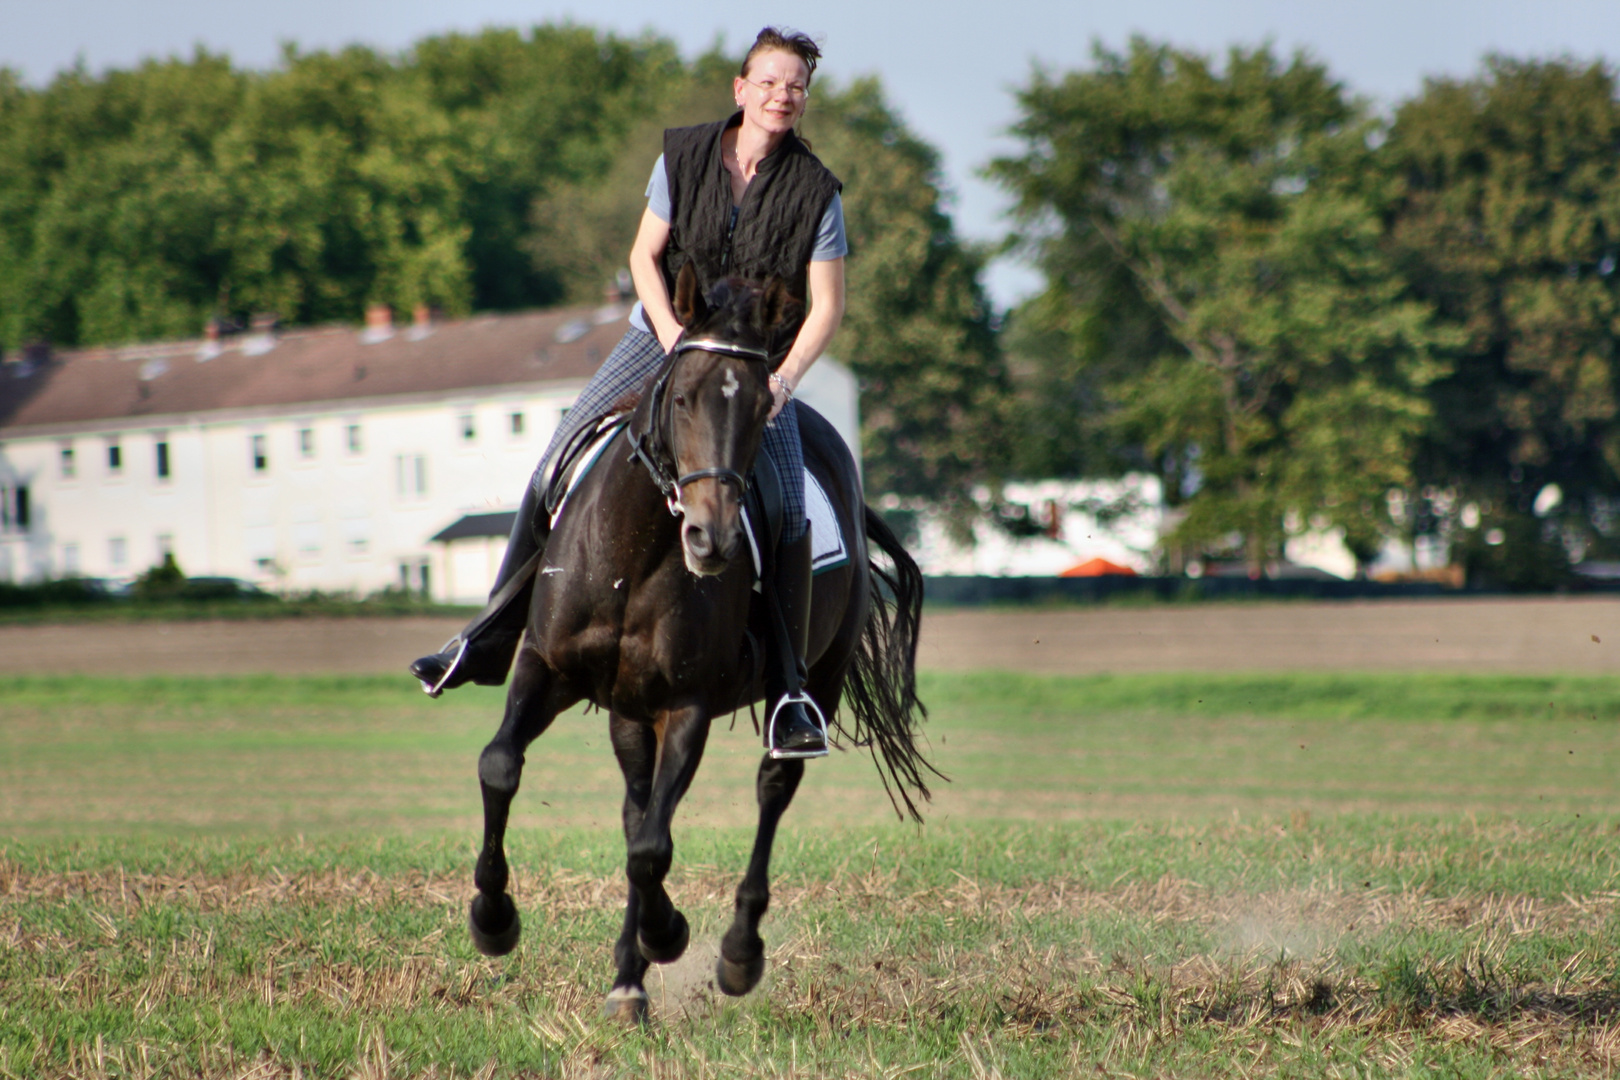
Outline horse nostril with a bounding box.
[684,523,712,558]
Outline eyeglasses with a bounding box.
[741,76,809,101]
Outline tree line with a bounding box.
[2,30,1618,583]
[995,40,1620,584]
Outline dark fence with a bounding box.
[922,575,1485,605]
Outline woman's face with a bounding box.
[734,49,811,136]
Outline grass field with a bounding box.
[4,671,1620,1077]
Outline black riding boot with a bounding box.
[410,483,547,696]
[764,527,828,758]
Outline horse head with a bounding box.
[657,263,801,576]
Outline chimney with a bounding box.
[406,303,435,342]
[362,303,394,344]
[198,319,223,361]
[243,312,279,357]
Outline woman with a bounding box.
[413,27,847,756]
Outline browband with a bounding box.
[672,338,772,363]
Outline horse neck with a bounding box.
[594,428,685,578]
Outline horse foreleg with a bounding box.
[716,754,805,995]
[626,705,710,966]
[469,649,571,957]
[604,713,656,1021]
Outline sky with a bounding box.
[6,0,1620,307]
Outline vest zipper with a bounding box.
[720,205,740,271]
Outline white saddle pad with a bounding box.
[805,470,849,574]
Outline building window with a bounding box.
[346,424,363,455]
[298,427,315,459]
[59,443,75,479]
[250,434,268,473]
[109,536,128,570]
[460,414,476,441]
[14,485,28,531]
[156,533,174,559]
[394,454,428,497]
[107,440,123,476]
[509,411,525,437]
[62,543,79,574]
[155,439,170,480]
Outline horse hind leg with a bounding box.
[717,753,806,996]
[469,649,571,957]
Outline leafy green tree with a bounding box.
[527,51,735,303]
[0,53,247,346]
[1386,57,1620,580]
[0,28,683,347]
[993,40,1449,571]
[804,79,1012,509]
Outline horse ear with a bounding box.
[673,261,705,327]
[760,277,798,335]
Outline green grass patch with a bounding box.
[4,671,1619,836]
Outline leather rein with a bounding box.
[627,336,773,517]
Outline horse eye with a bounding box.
[672,393,686,407]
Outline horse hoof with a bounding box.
[602,986,650,1025]
[637,911,689,964]
[468,893,521,957]
[715,950,766,996]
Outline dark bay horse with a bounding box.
[467,266,933,1021]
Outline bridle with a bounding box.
[628,335,773,517]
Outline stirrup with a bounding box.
[420,636,468,698]
[766,692,830,760]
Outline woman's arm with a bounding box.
[770,256,845,418]
[627,207,684,353]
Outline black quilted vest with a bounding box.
[661,112,842,330]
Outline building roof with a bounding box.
[0,304,635,437]
[430,511,519,543]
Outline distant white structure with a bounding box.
[0,305,860,603]
[904,475,1166,576]
[904,475,1366,580]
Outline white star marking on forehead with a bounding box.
[721,369,740,399]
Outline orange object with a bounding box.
[1060,557,1137,578]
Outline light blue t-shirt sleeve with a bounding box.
[812,193,848,261]
[645,155,671,222]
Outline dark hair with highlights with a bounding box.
[741,27,822,82]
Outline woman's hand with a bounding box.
[768,372,795,420]
[656,323,683,354]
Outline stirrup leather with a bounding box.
[420,636,469,698]
[765,692,830,760]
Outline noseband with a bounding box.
[628,336,772,516]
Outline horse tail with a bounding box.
[842,505,941,822]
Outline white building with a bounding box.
[0,305,860,603]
